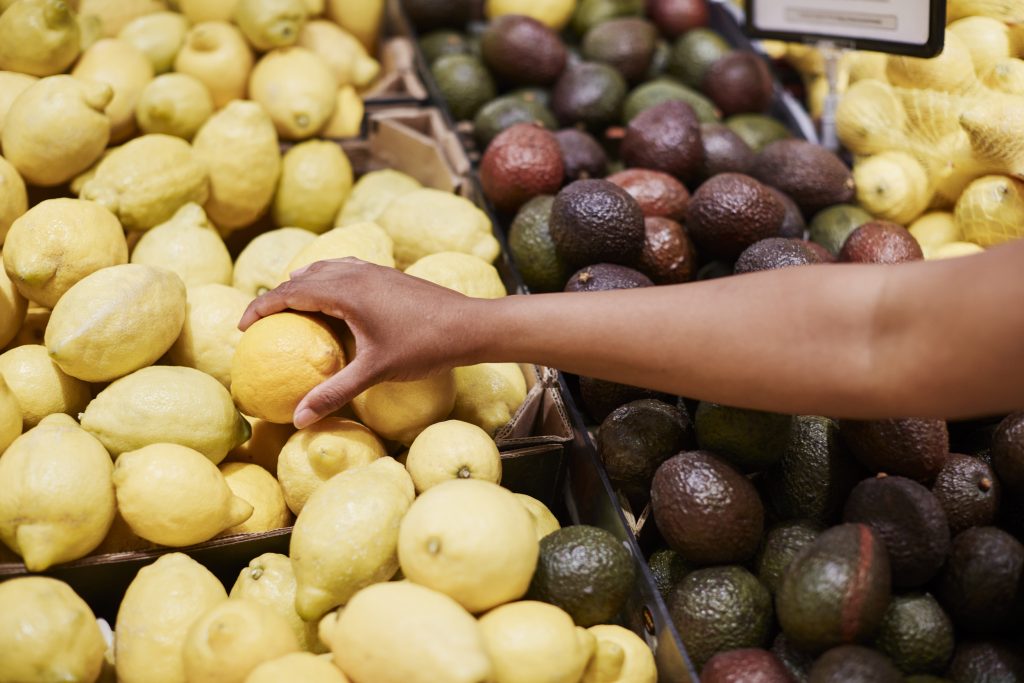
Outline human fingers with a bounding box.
[293,355,378,429]
[238,280,338,331]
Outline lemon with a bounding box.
[515,493,561,540]
[324,0,382,52]
[282,222,396,277]
[219,462,292,535]
[959,95,1024,177]
[480,601,596,683]
[45,263,186,382]
[485,0,575,31]
[984,58,1024,96]
[886,31,977,94]
[949,16,1012,77]
[955,175,1024,246]
[843,51,888,85]
[76,0,165,37]
[118,11,189,74]
[336,169,421,226]
[0,577,105,683]
[3,197,128,308]
[3,304,46,350]
[379,188,500,269]
[835,79,908,156]
[398,478,538,613]
[277,416,386,514]
[290,457,415,620]
[130,202,233,287]
[405,251,506,298]
[226,414,296,472]
[351,372,456,446]
[81,365,251,461]
[0,71,36,137]
[179,0,240,23]
[71,38,154,143]
[113,442,254,546]
[451,362,528,435]
[115,552,228,683]
[0,376,21,453]
[231,312,346,424]
[909,211,961,256]
[249,47,336,140]
[168,283,251,387]
[318,581,492,683]
[136,73,215,140]
[91,510,155,555]
[320,85,363,138]
[193,99,281,232]
[235,0,307,51]
[0,0,80,76]
[0,344,91,427]
[297,20,380,88]
[76,12,103,51]
[246,653,348,683]
[405,419,501,493]
[0,414,113,570]
[272,140,354,233]
[929,241,986,259]
[0,259,27,349]
[854,151,932,225]
[582,625,657,683]
[233,227,316,296]
[230,553,323,653]
[174,21,254,109]
[1,75,112,186]
[0,155,26,249]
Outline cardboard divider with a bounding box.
[359,0,432,105]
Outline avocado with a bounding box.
[550,178,645,269]
[696,260,733,280]
[932,454,1001,534]
[620,100,704,184]
[802,240,835,263]
[702,51,775,117]
[755,519,822,595]
[526,524,635,627]
[725,114,791,153]
[648,0,709,39]
[581,17,657,83]
[839,221,924,264]
[667,565,773,668]
[839,419,949,483]
[667,27,730,88]
[751,139,856,218]
[551,61,627,130]
[776,523,892,653]
[734,238,820,274]
[992,412,1024,493]
[597,398,692,497]
[473,95,557,149]
[651,451,765,565]
[702,648,793,683]
[699,122,755,180]
[480,14,567,87]
[936,526,1024,635]
[694,401,792,473]
[479,123,564,214]
[564,263,653,292]
[946,641,1024,683]
[766,416,860,524]
[638,216,697,284]
[507,195,570,293]
[874,593,954,675]
[773,633,816,682]
[646,39,671,80]
[403,0,470,30]
[606,168,689,221]
[807,645,902,683]
[843,475,950,588]
[431,54,496,121]
[579,375,670,422]
[554,128,608,182]
[808,204,873,256]
[510,87,552,108]
[623,78,719,124]
[418,30,471,65]
[769,187,807,238]
[648,547,690,600]
[571,0,645,37]
[686,173,786,261]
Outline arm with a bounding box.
[240,239,1024,428]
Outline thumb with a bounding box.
[293,356,377,429]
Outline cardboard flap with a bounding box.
[495,365,573,449]
[362,38,429,103]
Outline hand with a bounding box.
[239,257,482,428]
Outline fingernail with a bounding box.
[294,407,317,429]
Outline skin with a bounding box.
[239,240,1024,429]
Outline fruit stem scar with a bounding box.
[979,477,992,492]
[427,537,441,555]
[457,466,471,479]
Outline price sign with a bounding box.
[744,0,946,57]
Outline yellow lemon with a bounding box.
[76,12,103,51]
[76,0,165,37]
[582,625,657,683]
[3,304,46,350]
[335,169,421,226]
[480,601,596,683]
[231,312,346,424]
[398,478,539,613]
[230,552,324,653]
[930,241,986,259]
[249,47,336,140]
[0,414,114,571]
[232,227,316,296]
[277,416,386,514]
[405,419,501,493]
[168,283,252,387]
[118,11,190,74]
[450,362,528,435]
[225,414,296,472]
[112,442,254,546]
[319,85,363,138]
[219,462,292,535]
[955,175,1024,246]
[0,72,37,136]
[515,493,561,541]
[485,0,575,31]
[0,264,28,349]
[71,38,154,143]
[234,0,308,51]
[0,344,91,427]
[246,652,348,683]
[324,0,383,52]
[179,0,240,23]
[45,263,187,382]
[886,31,977,94]
[297,20,380,88]
[0,376,21,453]
[0,153,28,245]
[0,0,80,76]
[130,202,233,287]
[91,510,155,555]
[318,581,492,683]
[909,211,961,255]
[405,251,506,299]
[984,58,1024,97]
[351,372,456,446]
[290,457,414,620]
[282,222,395,278]
[3,197,128,308]
[115,552,228,683]
[174,21,254,108]
[272,140,354,233]
[949,16,1013,77]
[854,151,932,225]
[0,577,105,683]
[135,72,215,140]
